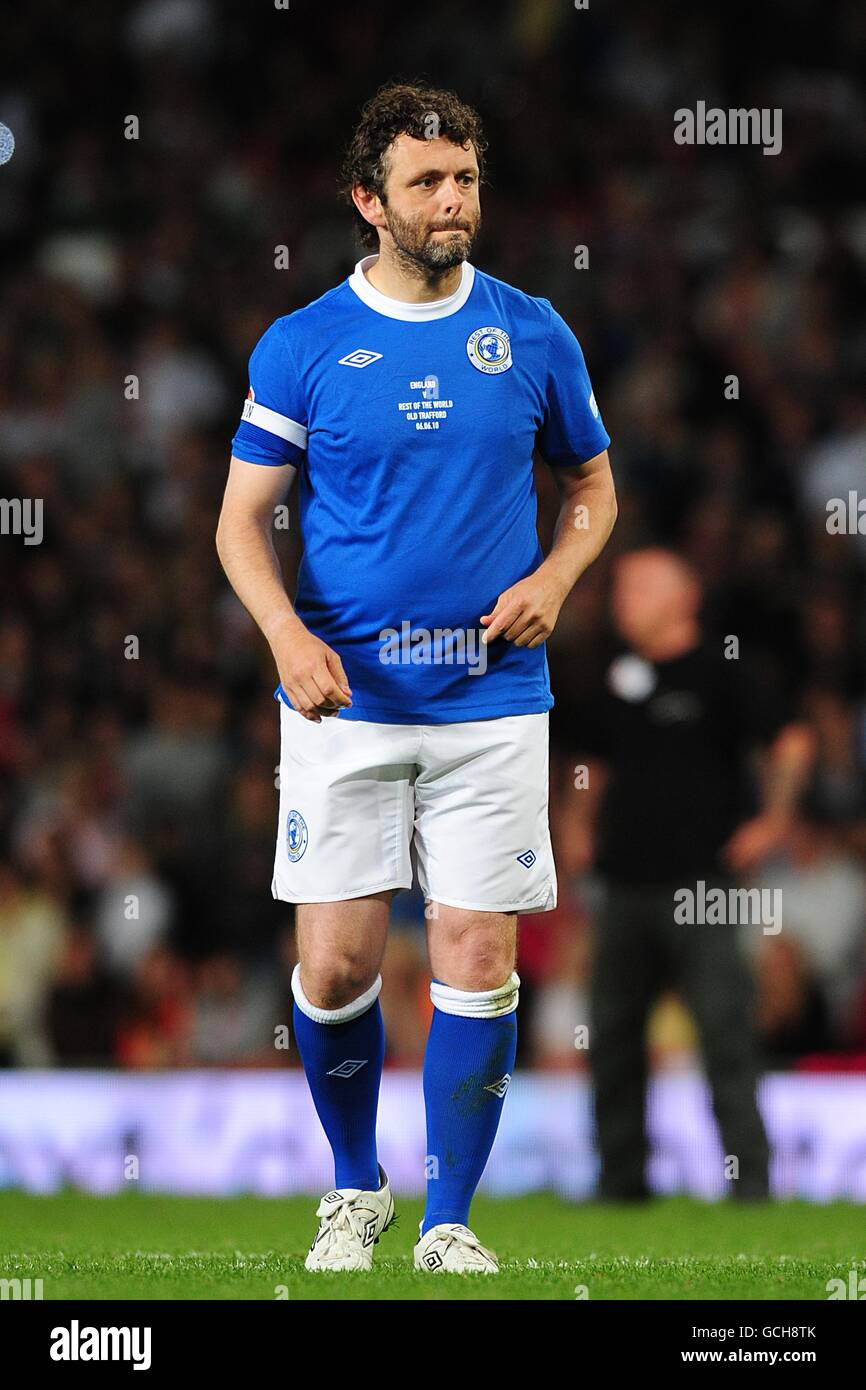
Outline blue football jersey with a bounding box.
[231,255,610,724]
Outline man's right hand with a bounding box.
[216,459,352,723]
[274,621,352,723]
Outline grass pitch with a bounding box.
[1,1191,863,1300]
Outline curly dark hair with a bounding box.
[339,80,487,249]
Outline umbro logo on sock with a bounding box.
[484,1074,511,1098]
[326,1059,368,1078]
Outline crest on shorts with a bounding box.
[286,809,309,862]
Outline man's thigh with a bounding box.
[272,700,418,903]
[590,881,668,1026]
[295,891,394,996]
[412,712,557,914]
[666,878,761,1036]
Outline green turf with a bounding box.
[0,1192,864,1300]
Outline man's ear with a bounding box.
[351,183,385,235]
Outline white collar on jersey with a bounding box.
[348,254,475,321]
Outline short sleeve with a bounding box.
[230,317,308,467]
[537,305,610,467]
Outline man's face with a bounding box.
[375,133,481,270]
[612,553,698,650]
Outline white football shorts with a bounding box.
[272,703,557,913]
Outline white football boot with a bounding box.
[305,1164,396,1271]
[414,1222,499,1274]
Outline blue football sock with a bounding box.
[292,992,384,1192]
[421,1004,517,1235]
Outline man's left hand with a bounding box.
[480,569,568,649]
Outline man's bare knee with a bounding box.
[300,957,379,1010]
[295,893,392,1010]
[426,905,517,992]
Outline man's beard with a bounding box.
[381,203,480,272]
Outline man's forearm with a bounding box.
[760,723,815,820]
[538,471,618,600]
[216,514,304,649]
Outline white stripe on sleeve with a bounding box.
[241,398,308,449]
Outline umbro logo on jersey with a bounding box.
[484,1074,512,1098]
[516,849,536,868]
[338,349,383,368]
[326,1058,369,1077]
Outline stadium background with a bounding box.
[1,0,865,1197]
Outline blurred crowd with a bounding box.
[0,0,864,1070]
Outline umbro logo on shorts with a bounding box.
[326,1059,369,1078]
[516,849,536,868]
[338,349,383,368]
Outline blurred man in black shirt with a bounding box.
[567,549,814,1200]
